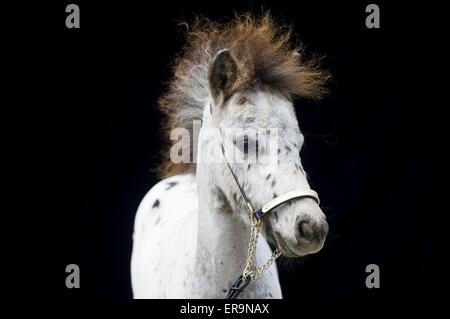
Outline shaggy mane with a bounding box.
[158,13,329,177]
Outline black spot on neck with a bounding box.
[266,174,271,180]
[152,199,160,208]
[165,181,178,190]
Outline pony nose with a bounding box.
[296,218,328,244]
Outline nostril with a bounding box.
[298,221,305,238]
[298,220,314,241]
[297,219,329,243]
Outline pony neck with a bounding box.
[193,115,250,296]
[195,167,250,295]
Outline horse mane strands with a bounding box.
[158,12,329,177]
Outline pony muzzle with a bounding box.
[272,201,328,257]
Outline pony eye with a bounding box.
[234,134,256,154]
[243,135,249,153]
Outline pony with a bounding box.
[131,13,330,298]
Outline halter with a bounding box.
[218,127,320,299]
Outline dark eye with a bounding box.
[243,135,249,153]
[234,134,256,155]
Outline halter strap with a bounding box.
[254,189,320,220]
[220,144,254,212]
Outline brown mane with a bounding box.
[157,12,329,177]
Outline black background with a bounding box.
[29,0,448,303]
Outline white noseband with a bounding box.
[254,189,320,220]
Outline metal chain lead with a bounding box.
[241,218,281,283]
[242,219,261,282]
[253,248,281,280]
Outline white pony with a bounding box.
[131,13,329,299]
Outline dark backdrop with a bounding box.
[36,1,447,301]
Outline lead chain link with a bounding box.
[241,219,281,283]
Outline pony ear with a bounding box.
[209,49,238,104]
